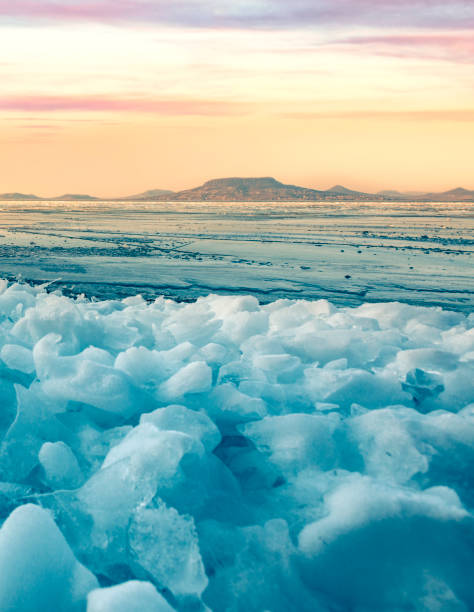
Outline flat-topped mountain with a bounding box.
[171,177,324,201]
[52,194,99,201]
[153,177,383,202]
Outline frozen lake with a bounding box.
[0,200,472,311]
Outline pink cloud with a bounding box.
[17,124,63,129]
[283,109,474,122]
[0,1,140,21]
[0,95,250,116]
[0,0,472,28]
[335,33,474,63]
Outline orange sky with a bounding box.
[1,4,473,197]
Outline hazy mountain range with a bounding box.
[1,178,473,202]
[0,192,99,201]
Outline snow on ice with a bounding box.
[0,279,473,611]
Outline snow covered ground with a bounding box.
[0,200,473,311]
[0,280,473,610]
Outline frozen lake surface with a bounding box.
[0,200,472,311]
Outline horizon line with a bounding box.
[1,176,472,201]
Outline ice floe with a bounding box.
[0,280,473,610]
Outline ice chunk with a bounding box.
[434,363,474,412]
[210,383,267,424]
[11,292,100,350]
[74,429,200,576]
[394,348,459,374]
[252,353,302,383]
[0,343,35,373]
[102,423,198,472]
[0,282,37,320]
[218,309,268,345]
[87,581,174,612]
[140,405,221,452]
[348,407,429,483]
[38,344,141,418]
[114,346,168,386]
[242,413,340,474]
[0,383,67,482]
[32,335,111,381]
[115,342,198,388]
[0,504,98,611]
[39,441,83,489]
[402,368,445,405]
[268,301,314,331]
[165,301,221,346]
[298,477,474,610]
[207,294,260,319]
[77,424,201,546]
[200,518,322,612]
[196,342,233,367]
[129,504,208,598]
[304,365,408,410]
[158,361,212,401]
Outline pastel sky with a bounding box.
[1,0,473,196]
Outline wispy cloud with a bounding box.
[16,123,63,129]
[283,109,474,122]
[334,32,474,63]
[0,95,250,116]
[0,0,472,29]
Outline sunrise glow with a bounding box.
[1,1,473,196]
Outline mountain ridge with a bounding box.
[1,178,473,202]
[128,177,386,202]
[0,192,42,200]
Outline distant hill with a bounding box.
[449,188,473,196]
[168,177,323,201]
[377,190,426,198]
[121,189,175,201]
[155,177,385,202]
[421,188,474,202]
[0,192,41,200]
[377,190,412,198]
[149,179,473,202]
[328,185,371,197]
[52,194,100,201]
[1,180,472,202]
[378,187,474,202]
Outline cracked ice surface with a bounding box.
[0,279,473,611]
